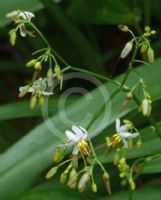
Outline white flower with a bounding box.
[116,118,139,148]
[59,125,88,155]
[18,11,35,20]
[19,78,53,96]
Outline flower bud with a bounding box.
[9,29,17,46]
[71,154,78,168]
[38,94,44,105]
[30,94,37,109]
[34,61,42,70]
[26,59,37,67]
[140,43,148,54]
[118,25,129,32]
[120,41,133,59]
[67,168,78,188]
[91,182,97,193]
[136,138,142,149]
[47,68,54,90]
[78,172,90,192]
[147,47,154,63]
[60,164,72,184]
[54,64,62,80]
[141,98,152,116]
[6,10,19,19]
[103,172,111,194]
[45,167,58,179]
[19,85,30,97]
[53,148,64,163]
[128,178,136,190]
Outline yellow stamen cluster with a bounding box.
[77,140,91,155]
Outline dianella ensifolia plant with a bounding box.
[6,9,160,196]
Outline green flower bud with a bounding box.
[78,172,90,192]
[53,148,64,163]
[141,98,152,116]
[34,61,42,70]
[6,10,19,19]
[147,47,154,63]
[120,41,133,59]
[91,182,97,193]
[140,43,148,54]
[38,95,44,105]
[26,59,37,67]
[47,68,54,91]
[118,24,129,32]
[45,167,58,179]
[103,172,111,194]
[145,26,150,32]
[19,85,30,97]
[60,172,67,184]
[30,94,37,109]
[136,138,142,149]
[60,164,72,184]
[9,29,17,46]
[54,64,62,80]
[67,168,78,188]
[72,154,78,169]
[128,178,136,190]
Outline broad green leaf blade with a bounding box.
[67,0,137,25]
[142,156,161,174]
[0,97,79,121]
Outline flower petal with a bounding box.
[72,125,83,138]
[116,118,120,132]
[65,130,78,142]
[122,138,128,148]
[119,125,128,132]
[20,27,26,37]
[120,132,139,139]
[72,144,79,155]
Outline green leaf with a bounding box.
[142,156,161,174]
[67,0,137,25]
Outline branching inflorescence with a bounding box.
[6,9,160,196]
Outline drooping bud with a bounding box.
[45,167,58,179]
[91,182,97,193]
[9,29,17,46]
[78,172,90,192]
[54,64,62,80]
[120,41,133,59]
[128,178,136,190]
[30,94,37,109]
[53,148,64,163]
[6,10,19,19]
[34,61,42,70]
[141,98,152,116]
[19,85,30,97]
[47,68,54,91]
[147,47,154,63]
[140,43,148,54]
[118,25,129,32]
[136,138,142,149]
[103,172,111,194]
[26,59,37,67]
[60,164,72,184]
[67,168,78,188]
[71,154,78,169]
[38,94,44,106]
